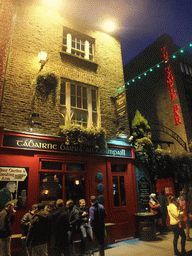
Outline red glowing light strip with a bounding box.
[161,46,181,125]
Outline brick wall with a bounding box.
[0,0,127,139]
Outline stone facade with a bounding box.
[0,0,127,139]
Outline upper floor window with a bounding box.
[62,27,94,61]
[60,79,98,128]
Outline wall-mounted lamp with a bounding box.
[38,50,48,72]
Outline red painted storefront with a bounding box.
[0,127,138,252]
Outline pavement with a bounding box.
[103,231,192,256]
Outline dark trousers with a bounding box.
[171,224,186,253]
[93,229,105,256]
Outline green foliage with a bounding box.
[33,72,60,102]
[132,110,151,139]
[60,124,106,150]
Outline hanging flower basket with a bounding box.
[33,72,60,100]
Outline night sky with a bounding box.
[60,0,192,66]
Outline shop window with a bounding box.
[0,167,29,210]
[60,79,98,128]
[112,175,126,206]
[41,161,62,170]
[62,27,94,61]
[111,164,127,172]
[39,173,62,203]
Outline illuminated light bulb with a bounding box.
[157,64,160,68]
[144,73,147,76]
[123,85,125,88]
[172,55,176,58]
[150,69,153,72]
[102,20,116,32]
[126,82,130,85]
[180,49,184,53]
[132,79,135,82]
[190,43,192,47]
[138,76,141,79]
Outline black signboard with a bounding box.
[3,134,132,158]
[138,177,150,211]
[115,92,127,120]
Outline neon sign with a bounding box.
[161,46,181,125]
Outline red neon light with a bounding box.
[173,104,182,125]
[161,46,181,125]
[161,46,169,62]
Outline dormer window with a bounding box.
[62,27,94,61]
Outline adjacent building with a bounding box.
[124,33,192,153]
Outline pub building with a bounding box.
[0,0,138,252]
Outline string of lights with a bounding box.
[117,43,192,93]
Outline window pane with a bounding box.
[120,176,126,206]
[92,112,97,126]
[60,94,65,105]
[113,176,120,206]
[92,89,96,100]
[83,99,87,109]
[83,87,87,98]
[41,161,62,170]
[39,173,62,202]
[111,164,127,172]
[66,163,85,172]
[71,84,76,95]
[71,96,76,107]
[77,97,81,108]
[77,86,81,96]
[61,82,65,93]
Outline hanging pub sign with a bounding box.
[115,92,127,120]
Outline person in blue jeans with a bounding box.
[78,199,93,255]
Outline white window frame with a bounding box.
[60,79,100,128]
[62,27,94,61]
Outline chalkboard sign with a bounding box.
[138,177,150,211]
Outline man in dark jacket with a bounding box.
[65,199,79,256]
[53,209,70,256]
[78,199,93,255]
[0,201,16,256]
[26,202,51,256]
[21,204,38,256]
[48,199,65,256]
[89,196,106,256]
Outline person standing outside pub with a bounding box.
[158,190,168,232]
[78,199,93,255]
[168,196,186,255]
[0,201,16,256]
[89,196,106,256]
[178,190,191,241]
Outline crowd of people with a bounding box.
[149,189,192,256]
[0,195,106,256]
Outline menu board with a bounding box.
[138,177,150,211]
